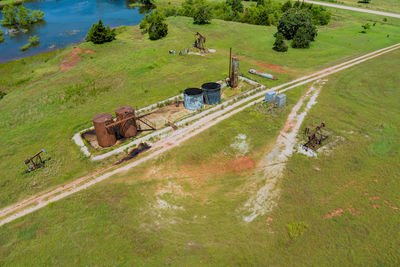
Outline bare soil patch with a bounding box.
[60,47,95,72]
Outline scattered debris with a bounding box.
[230,134,249,157]
[303,122,328,151]
[24,149,46,173]
[249,69,277,80]
[169,50,176,55]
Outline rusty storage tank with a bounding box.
[184,88,204,110]
[115,105,137,138]
[201,82,221,105]
[93,113,116,147]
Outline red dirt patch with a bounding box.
[236,54,293,75]
[60,47,96,72]
[324,208,344,218]
[227,156,255,172]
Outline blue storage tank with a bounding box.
[265,90,276,103]
[184,88,204,110]
[275,94,286,107]
[201,82,221,105]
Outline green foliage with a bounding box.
[29,35,39,45]
[0,28,4,43]
[281,0,292,12]
[143,11,168,40]
[287,221,309,240]
[20,35,40,51]
[272,32,288,52]
[1,3,45,27]
[360,23,371,33]
[291,26,311,48]
[85,20,116,44]
[226,0,244,13]
[277,8,316,40]
[193,2,212,24]
[31,10,45,21]
[1,4,17,26]
[0,90,6,100]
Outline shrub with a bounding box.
[226,0,244,13]
[86,20,116,44]
[281,0,292,12]
[31,10,45,21]
[144,11,168,40]
[291,27,310,48]
[1,4,17,26]
[0,29,4,43]
[0,91,6,100]
[29,35,39,45]
[16,5,33,26]
[193,3,212,24]
[287,221,309,240]
[273,32,288,52]
[277,8,316,40]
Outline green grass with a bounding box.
[0,10,399,209]
[0,47,399,266]
[317,0,400,14]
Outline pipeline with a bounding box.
[249,69,277,80]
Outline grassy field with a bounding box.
[317,0,400,14]
[0,8,399,209]
[0,46,399,265]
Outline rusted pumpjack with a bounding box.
[24,149,46,173]
[194,32,206,52]
[303,122,328,150]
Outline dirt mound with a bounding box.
[60,47,95,72]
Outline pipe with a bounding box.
[249,69,277,80]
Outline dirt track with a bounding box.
[304,0,400,18]
[1,43,399,227]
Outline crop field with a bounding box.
[0,44,399,265]
[1,6,400,210]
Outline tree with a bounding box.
[226,0,244,13]
[276,8,317,40]
[16,5,33,26]
[273,32,288,52]
[29,35,39,46]
[281,0,292,12]
[1,4,17,26]
[193,3,212,24]
[86,20,116,44]
[141,11,168,40]
[291,27,310,48]
[31,10,45,22]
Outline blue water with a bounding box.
[0,0,144,63]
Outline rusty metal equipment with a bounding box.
[165,121,178,130]
[303,122,328,150]
[230,56,239,88]
[194,32,206,52]
[24,149,46,173]
[93,113,117,147]
[115,105,137,138]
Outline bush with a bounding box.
[1,4,17,26]
[277,8,316,40]
[226,0,244,13]
[193,3,212,24]
[287,221,309,240]
[141,11,168,40]
[291,27,310,48]
[273,32,288,52]
[86,20,116,44]
[0,91,6,100]
[0,29,4,43]
[29,35,39,45]
[31,10,45,21]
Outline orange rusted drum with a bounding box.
[115,105,137,138]
[93,113,116,147]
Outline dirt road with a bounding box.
[1,43,399,227]
[304,0,400,18]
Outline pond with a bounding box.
[0,0,144,63]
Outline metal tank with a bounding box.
[184,88,204,110]
[115,105,137,138]
[201,82,221,105]
[93,113,117,147]
[275,94,286,107]
[230,56,239,88]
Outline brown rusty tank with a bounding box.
[93,113,116,147]
[115,105,137,138]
